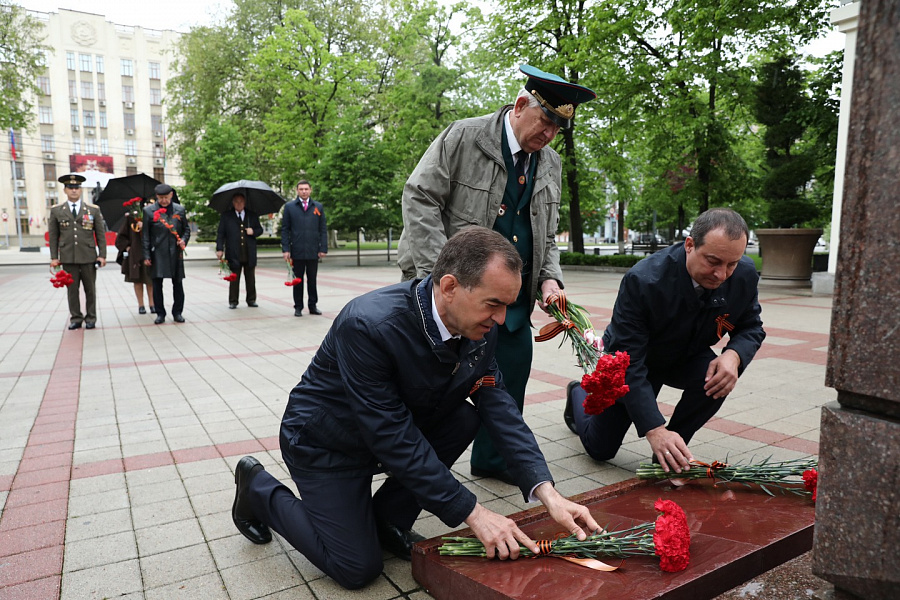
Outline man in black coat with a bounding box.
[231,228,599,590]
[565,208,766,474]
[281,179,327,316]
[216,193,264,308]
[142,184,190,324]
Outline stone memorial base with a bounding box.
[412,478,815,600]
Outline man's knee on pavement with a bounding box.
[330,554,383,590]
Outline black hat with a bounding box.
[155,183,174,195]
[58,173,86,187]
[520,64,597,129]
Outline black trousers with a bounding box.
[152,277,185,318]
[571,348,726,461]
[229,263,256,304]
[247,401,481,589]
[291,258,319,309]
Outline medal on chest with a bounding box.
[498,203,507,217]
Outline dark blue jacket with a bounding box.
[603,243,765,436]
[280,276,552,527]
[281,198,327,259]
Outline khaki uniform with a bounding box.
[48,201,107,325]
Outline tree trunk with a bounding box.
[562,128,584,254]
[356,227,361,267]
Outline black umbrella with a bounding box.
[96,173,178,230]
[208,180,286,215]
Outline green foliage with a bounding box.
[0,1,50,130]
[559,252,643,268]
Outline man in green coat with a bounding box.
[48,173,107,330]
[397,65,596,483]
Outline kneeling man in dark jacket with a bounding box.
[232,227,599,589]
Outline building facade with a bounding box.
[2,8,183,247]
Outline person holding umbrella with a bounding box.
[281,180,327,317]
[216,193,264,308]
[143,183,190,324]
[115,197,155,314]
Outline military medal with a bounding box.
[498,203,506,217]
[518,175,526,185]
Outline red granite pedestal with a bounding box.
[412,478,814,600]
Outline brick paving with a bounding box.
[0,248,832,599]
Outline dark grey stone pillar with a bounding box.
[816,1,900,599]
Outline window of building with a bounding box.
[80,80,94,99]
[14,161,25,179]
[126,166,137,176]
[149,61,160,79]
[97,82,105,101]
[99,111,107,128]
[122,85,134,102]
[39,106,53,124]
[72,138,81,153]
[121,59,133,77]
[70,109,79,127]
[149,87,161,105]
[153,142,164,157]
[100,138,109,154]
[41,135,55,152]
[150,115,162,132]
[123,112,135,129]
[95,55,104,73]
[79,53,92,72]
[68,79,77,98]
[154,167,165,181]
[125,139,136,155]
[85,138,96,154]
[43,163,57,181]
[83,110,95,127]
[37,76,51,95]
[46,192,58,209]
[66,51,76,70]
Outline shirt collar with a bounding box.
[431,287,457,342]
[70,199,81,209]
[504,111,524,158]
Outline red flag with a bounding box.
[8,129,17,161]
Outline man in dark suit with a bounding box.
[565,208,766,474]
[48,173,107,330]
[281,179,327,316]
[216,193,264,309]
[231,228,599,590]
[142,184,190,324]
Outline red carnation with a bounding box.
[580,351,630,415]
[284,277,303,287]
[50,269,74,288]
[152,207,167,222]
[223,273,237,282]
[803,469,818,502]
[653,498,691,572]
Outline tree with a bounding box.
[0,1,49,130]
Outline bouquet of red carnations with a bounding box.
[50,266,74,288]
[219,259,237,282]
[440,498,690,572]
[284,259,302,287]
[152,208,186,255]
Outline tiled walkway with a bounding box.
[0,251,833,599]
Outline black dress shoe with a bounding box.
[154,316,166,324]
[85,323,96,329]
[173,314,185,323]
[232,456,272,544]
[564,380,579,434]
[294,309,303,317]
[138,306,147,314]
[229,303,237,309]
[375,518,425,561]
[150,306,157,314]
[247,302,258,308]
[308,306,322,315]
[67,322,82,330]
[470,466,517,486]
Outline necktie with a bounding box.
[71,203,78,218]
[303,201,308,211]
[515,150,528,196]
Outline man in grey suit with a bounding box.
[48,173,107,330]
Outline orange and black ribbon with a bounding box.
[690,459,729,479]
[715,314,735,340]
[534,291,575,342]
[469,376,496,395]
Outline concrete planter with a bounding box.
[757,228,823,285]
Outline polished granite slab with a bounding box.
[412,478,814,600]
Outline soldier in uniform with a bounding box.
[48,173,108,330]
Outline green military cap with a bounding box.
[58,173,86,187]
[520,64,597,129]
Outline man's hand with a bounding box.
[144,259,151,267]
[538,279,562,313]
[318,252,326,258]
[464,503,539,560]
[282,252,291,261]
[216,251,223,259]
[51,259,60,268]
[533,482,599,540]
[177,240,186,250]
[246,227,254,235]
[704,349,741,399]
[646,426,693,473]
[97,257,106,267]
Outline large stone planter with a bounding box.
[756,228,823,285]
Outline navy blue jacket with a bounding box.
[281,198,327,259]
[603,243,765,436]
[280,276,552,527]
[216,209,263,269]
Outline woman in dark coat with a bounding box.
[115,200,155,314]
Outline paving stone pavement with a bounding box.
[0,248,832,599]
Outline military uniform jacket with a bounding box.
[280,276,553,528]
[397,105,564,310]
[48,202,107,264]
[216,209,264,270]
[281,199,327,260]
[602,243,766,436]
[141,202,190,279]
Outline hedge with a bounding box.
[559,252,643,268]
